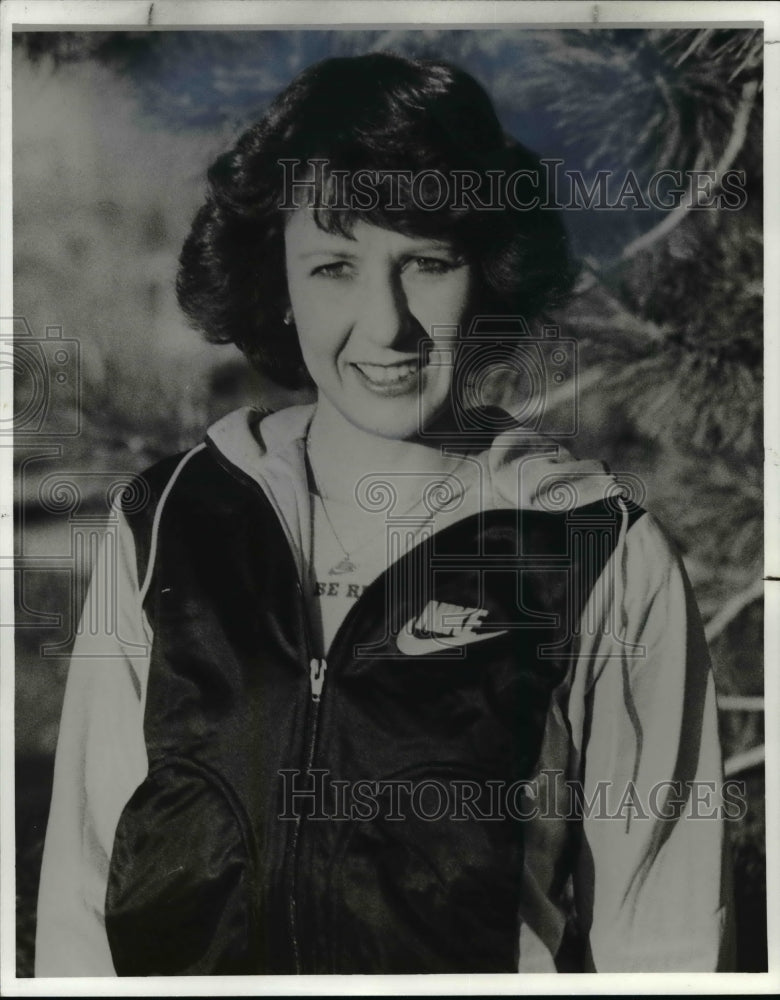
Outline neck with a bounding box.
[306,398,456,501]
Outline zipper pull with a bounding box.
[309,658,327,702]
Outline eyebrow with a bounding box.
[294,241,461,260]
[296,250,361,259]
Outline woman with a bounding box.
[36,52,733,976]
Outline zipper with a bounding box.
[203,440,408,971]
[287,579,328,973]
[310,657,327,701]
[205,445,323,974]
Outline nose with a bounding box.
[358,267,420,349]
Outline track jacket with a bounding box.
[35,404,734,976]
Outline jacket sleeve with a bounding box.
[567,512,735,971]
[35,512,150,977]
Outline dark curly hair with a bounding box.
[177,52,576,388]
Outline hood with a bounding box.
[204,404,632,635]
[206,403,621,516]
[485,426,621,513]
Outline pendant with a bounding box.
[329,555,357,575]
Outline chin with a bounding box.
[346,400,451,442]
[351,414,424,441]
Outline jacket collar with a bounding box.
[205,403,619,520]
[206,405,315,583]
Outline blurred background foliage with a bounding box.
[12,28,764,973]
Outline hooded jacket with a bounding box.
[35,404,734,976]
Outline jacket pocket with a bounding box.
[105,757,256,975]
[326,763,524,973]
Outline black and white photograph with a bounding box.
[2,1,775,992]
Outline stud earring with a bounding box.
[283,308,294,327]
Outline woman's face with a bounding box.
[284,210,474,440]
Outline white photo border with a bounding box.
[1,1,776,995]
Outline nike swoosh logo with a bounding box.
[396,626,508,656]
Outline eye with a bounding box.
[405,255,463,276]
[311,261,353,279]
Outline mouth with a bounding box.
[351,359,423,396]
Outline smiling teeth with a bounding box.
[356,362,419,384]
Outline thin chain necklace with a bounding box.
[314,493,373,575]
[305,440,455,576]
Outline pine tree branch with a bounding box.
[619,79,758,263]
[672,29,713,68]
[704,576,763,644]
[717,694,764,712]
[724,743,764,777]
[564,284,668,343]
[574,77,759,297]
